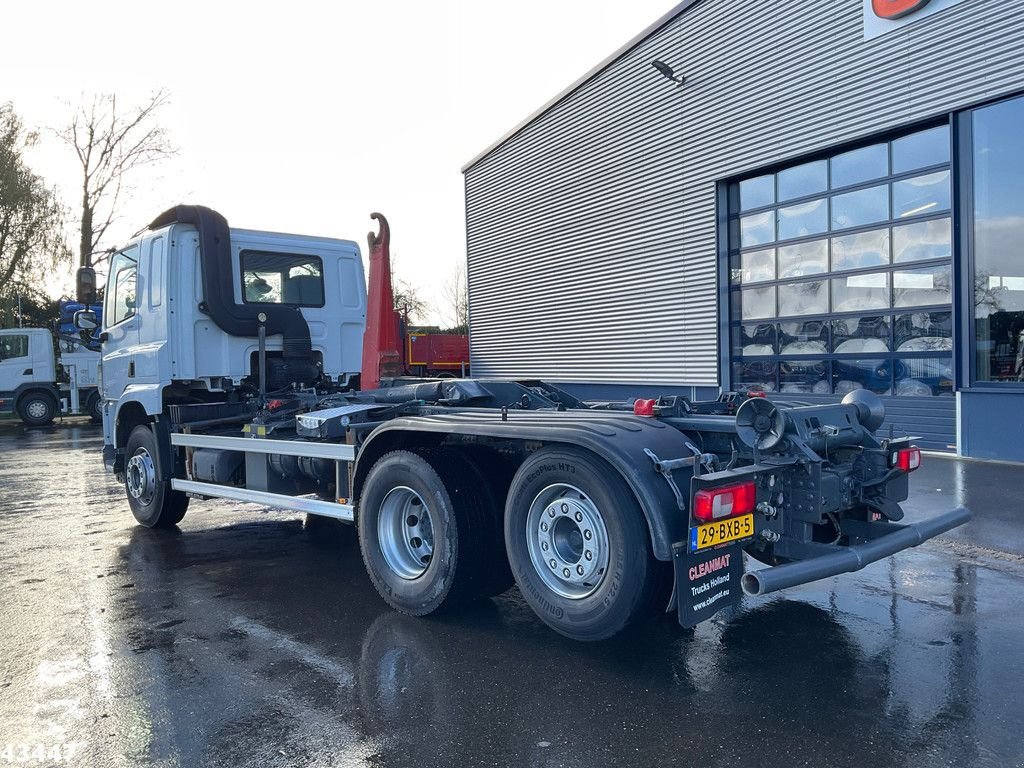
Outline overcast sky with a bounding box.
[1,0,675,324]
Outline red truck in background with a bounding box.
[403,329,469,378]
[362,212,469,385]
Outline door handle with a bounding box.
[23,368,32,376]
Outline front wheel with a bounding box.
[124,424,189,528]
[17,391,57,427]
[505,447,660,641]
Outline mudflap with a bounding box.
[673,540,745,628]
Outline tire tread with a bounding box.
[17,391,57,427]
[125,424,188,529]
[505,446,656,641]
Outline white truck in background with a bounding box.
[0,326,102,426]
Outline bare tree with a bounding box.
[393,277,431,324]
[57,90,174,266]
[440,261,469,333]
[0,103,70,315]
[388,251,431,324]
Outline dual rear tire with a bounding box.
[358,446,667,641]
[358,450,511,616]
[504,447,669,641]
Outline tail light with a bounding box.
[693,481,756,522]
[892,446,921,472]
[633,399,657,417]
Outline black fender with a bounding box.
[355,409,695,561]
[117,418,177,483]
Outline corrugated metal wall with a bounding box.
[465,21,693,384]
[464,0,1024,390]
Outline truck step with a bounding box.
[171,479,354,521]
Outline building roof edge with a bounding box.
[461,0,704,173]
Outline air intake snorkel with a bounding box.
[148,205,313,361]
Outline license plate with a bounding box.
[691,514,754,551]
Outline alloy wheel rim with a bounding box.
[126,448,157,505]
[378,486,434,580]
[526,483,610,599]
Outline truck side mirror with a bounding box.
[76,266,97,305]
[74,310,99,331]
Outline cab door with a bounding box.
[0,332,35,404]
[101,246,141,400]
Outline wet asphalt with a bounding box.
[0,420,1022,768]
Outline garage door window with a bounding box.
[728,124,953,396]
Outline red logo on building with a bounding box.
[872,0,932,19]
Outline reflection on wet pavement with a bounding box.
[1,420,1022,767]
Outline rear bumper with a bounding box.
[741,506,971,597]
[673,505,970,628]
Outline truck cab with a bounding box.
[0,327,100,425]
[0,328,57,421]
[95,206,367,468]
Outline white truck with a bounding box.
[0,327,102,426]
[73,205,968,641]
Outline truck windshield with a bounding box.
[241,250,325,307]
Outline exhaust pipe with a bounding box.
[741,506,971,597]
[148,205,313,360]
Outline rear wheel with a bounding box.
[505,446,659,641]
[357,450,500,616]
[124,424,189,528]
[17,391,57,427]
